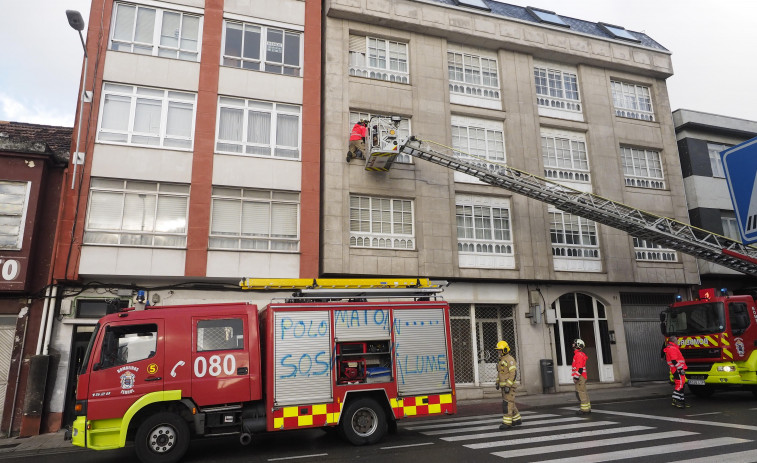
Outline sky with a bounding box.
[1,0,757,127]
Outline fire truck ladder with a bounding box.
[239,277,446,300]
[398,137,757,277]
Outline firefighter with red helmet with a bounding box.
[663,336,689,408]
[571,338,591,415]
[495,340,521,429]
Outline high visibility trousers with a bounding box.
[672,372,686,402]
[575,376,591,411]
[502,387,521,425]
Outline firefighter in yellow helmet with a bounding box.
[496,340,521,430]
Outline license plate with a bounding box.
[687,377,705,386]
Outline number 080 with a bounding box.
[194,354,236,377]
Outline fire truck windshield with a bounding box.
[666,302,725,336]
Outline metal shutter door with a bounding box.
[274,310,332,405]
[394,308,451,395]
[334,308,390,341]
[0,326,14,421]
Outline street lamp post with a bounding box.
[66,10,89,189]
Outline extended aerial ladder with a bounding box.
[239,277,447,300]
[365,130,757,277]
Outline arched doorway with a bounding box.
[551,292,614,384]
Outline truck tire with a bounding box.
[688,384,714,398]
[134,412,190,463]
[340,398,387,445]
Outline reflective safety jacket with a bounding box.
[663,341,687,373]
[350,123,367,141]
[571,349,588,379]
[497,353,517,388]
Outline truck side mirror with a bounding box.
[660,322,667,336]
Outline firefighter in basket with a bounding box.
[495,340,522,429]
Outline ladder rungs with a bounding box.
[240,278,444,290]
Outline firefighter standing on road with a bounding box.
[663,336,689,408]
[347,119,368,161]
[495,340,522,430]
[572,338,591,415]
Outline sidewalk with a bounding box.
[0,381,671,456]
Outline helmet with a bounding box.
[496,340,510,352]
[359,119,369,125]
[572,339,585,349]
[668,336,678,344]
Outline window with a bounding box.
[633,237,677,262]
[454,0,490,10]
[526,7,569,27]
[197,319,244,351]
[550,210,600,259]
[456,195,514,268]
[76,298,130,318]
[707,143,729,178]
[621,146,665,189]
[447,49,500,99]
[349,195,414,249]
[97,83,196,149]
[534,64,581,113]
[452,116,505,163]
[216,97,300,159]
[611,81,654,121]
[599,23,640,42]
[110,2,200,61]
[209,187,299,252]
[349,112,411,163]
[84,178,189,248]
[721,213,739,240]
[349,35,409,84]
[541,131,590,183]
[99,324,157,369]
[0,181,30,250]
[222,20,301,76]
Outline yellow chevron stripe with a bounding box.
[724,348,733,359]
[721,337,730,347]
[705,336,717,346]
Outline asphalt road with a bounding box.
[7,391,757,463]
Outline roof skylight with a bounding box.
[526,7,569,27]
[454,0,490,11]
[599,23,640,42]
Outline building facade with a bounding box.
[0,122,70,436]
[322,0,698,398]
[674,108,757,291]
[45,0,322,433]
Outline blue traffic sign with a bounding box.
[721,136,757,244]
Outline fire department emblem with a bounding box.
[120,371,136,394]
[735,338,745,357]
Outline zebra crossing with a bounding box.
[401,410,755,462]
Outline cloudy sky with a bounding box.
[2,0,757,127]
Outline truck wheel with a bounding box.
[340,398,387,445]
[688,385,714,398]
[134,412,190,463]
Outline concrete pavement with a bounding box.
[0,381,672,456]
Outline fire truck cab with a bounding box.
[660,288,757,398]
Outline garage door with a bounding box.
[621,293,672,382]
[0,317,16,423]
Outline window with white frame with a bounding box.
[550,210,600,259]
[534,63,581,113]
[452,116,505,163]
[84,179,189,248]
[216,97,300,159]
[110,2,201,61]
[0,181,30,250]
[721,213,739,241]
[447,47,500,99]
[97,83,196,149]
[349,195,414,249]
[456,195,514,268]
[541,129,590,183]
[707,142,729,178]
[222,20,302,76]
[611,81,654,121]
[620,146,665,189]
[209,187,299,252]
[633,237,677,262]
[349,112,411,163]
[349,35,409,84]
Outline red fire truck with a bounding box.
[67,279,456,463]
[660,287,757,398]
